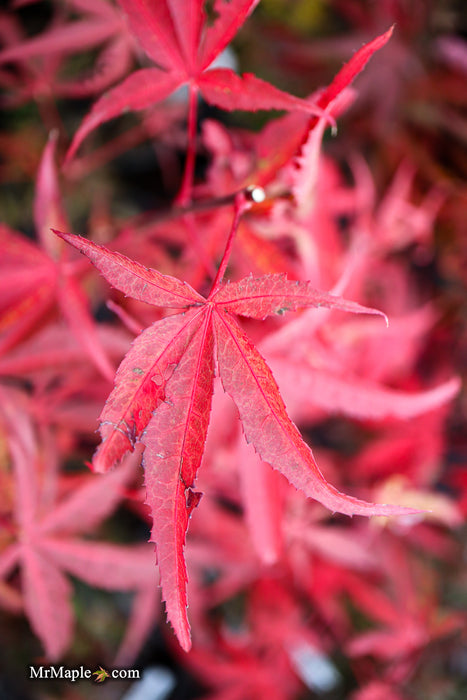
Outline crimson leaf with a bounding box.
[54,226,418,651]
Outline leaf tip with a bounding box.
[378,25,395,47]
[178,632,192,653]
[91,449,111,474]
[375,504,426,517]
[162,598,192,652]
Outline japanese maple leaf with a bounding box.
[93,666,110,683]
[53,197,416,652]
[0,388,157,661]
[65,0,334,164]
[344,543,463,672]
[0,132,114,381]
[0,0,133,100]
[200,25,396,195]
[184,637,303,700]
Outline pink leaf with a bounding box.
[57,35,133,98]
[55,224,424,654]
[0,223,45,266]
[65,0,386,165]
[114,584,161,666]
[0,17,120,64]
[57,273,115,382]
[199,0,260,70]
[53,230,204,308]
[65,68,184,162]
[291,112,329,217]
[198,69,328,118]
[214,312,415,518]
[212,273,387,322]
[33,131,68,256]
[118,0,186,71]
[270,360,462,422]
[93,310,203,473]
[42,538,156,590]
[238,439,284,565]
[317,26,395,109]
[143,310,214,651]
[0,277,55,357]
[9,437,38,531]
[301,525,376,570]
[166,0,204,72]
[39,452,139,535]
[22,549,73,661]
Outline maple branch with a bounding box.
[176,82,199,207]
[122,189,247,236]
[207,192,249,298]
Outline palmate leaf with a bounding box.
[0,0,134,100]
[0,136,114,381]
[0,387,157,661]
[65,0,330,162]
[54,227,421,651]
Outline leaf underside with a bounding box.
[53,229,431,652]
[143,308,214,650]
[94,310,203,473]
[213,312,411,518]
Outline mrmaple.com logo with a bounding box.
[29,665,140,682]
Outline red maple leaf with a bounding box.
[0,0,133,101]
[65,6,395,206]
[0,132,114,381]
[65,0,334,167]
[53,193,416,651]
[344,540,464,678]
[0,386,158,661]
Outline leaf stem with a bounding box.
[175,82,199,207]
[208,192,249,298]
